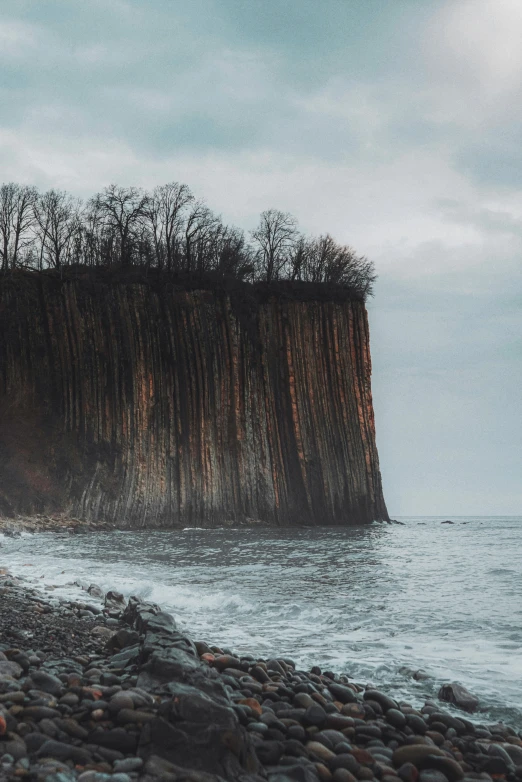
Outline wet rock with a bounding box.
[140,714,259,777]
[108,692,135,713]
[438,684,479,713]
[479,756,512,776]
[306,741,336,763]
[397,763,419,782]
[486,744,515,770]
[418,772,449,782]
[303,704,328,727]
[105,590,126,609]
[406,715,428,734]
[87,584,104,598]
[386,709,407,729]
[393,746,445,768]
[0,738,27,760]
[0,660,23,678]
[418,755,464,781]
[252,665,271,683]
[328,683,358,704]
[137,645,201,687]
[268,763,321,782]
[427,712,466,734]
[27,670,63,696]
[113,757,143,772]
[330,755,361,774]
[106,628,140,651]
[249,721,269,734]
[502,744,522,766]
[91,626,114,641]
[37,739,92,765]
[332,770,358,782]
[363,690,398,712]
[257,740,285,765]
[89,727,138,754]
[22,705,61,721]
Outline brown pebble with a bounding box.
[333,770,357,782]
[212,654,241,672]
[425,731,445,746]
[315,762,333,781]
[326,714,355,731]
[311,692,328,706]
[342,703,366,719]
[351,748,374,765]
[306,741,336,763]
[356,768,374,781]
[393,745,445,768]
[239,697,262,716]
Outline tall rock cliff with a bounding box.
[0,273,388,526]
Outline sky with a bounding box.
[0,0,520,515]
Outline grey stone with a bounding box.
[28,670,63,696]
[438,683,479,713]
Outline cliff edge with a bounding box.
[0,272,388,526]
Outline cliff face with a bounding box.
[0,275,388,526]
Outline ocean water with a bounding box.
[1,517,521,727]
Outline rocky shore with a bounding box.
[0,517,112,536]
[1,571,522,782]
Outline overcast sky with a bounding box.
[1,0,521,515]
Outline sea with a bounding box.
[1,517,521,727]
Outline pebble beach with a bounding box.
[2,567,522,782]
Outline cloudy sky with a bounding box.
[1,0,521,515]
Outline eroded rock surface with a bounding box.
[0,276,388,527]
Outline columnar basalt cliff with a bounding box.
[0,273,388,526]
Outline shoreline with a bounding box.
[1,571,522,782]
[0,516,401,538]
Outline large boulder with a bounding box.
[438,682,479,713]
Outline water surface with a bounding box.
[2,517,521,726]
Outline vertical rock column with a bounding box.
[0,277,388,525]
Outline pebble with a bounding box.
[393,747,448,766]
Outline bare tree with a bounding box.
[90,185,149,267]
[146,183,193,270]
[213,226,254,279]
[300,234,338,283]
[251,209,298,283]
[295,234,376,296]
[33,189,82,269]
[288,236,311,282]
[0,183,38,271]
[0,180,376,298]
[183,202,221,273]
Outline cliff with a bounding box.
[0,272,388,527]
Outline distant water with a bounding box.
[1,517,521,727]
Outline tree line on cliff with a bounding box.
[0,181,376,299]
